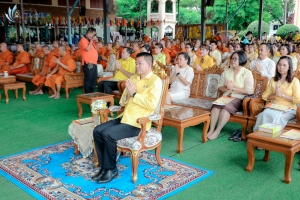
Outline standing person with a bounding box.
[79,27,98,93]
[250,43,276,81]
[92,52,162,183]
[262,32,267,42]
[240,31,252,49]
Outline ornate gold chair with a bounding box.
[95,66,169,183]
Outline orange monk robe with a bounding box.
[131,49,140,60]
[194,48,201,57]
[35,48,44,56]
[118,47,123,59]
[52,47,60,57]
[174,45,180,52]
[98,47,108,68]
[73,49,81,58]
[0,50,14,73]
[222,47,229,53]
[8,51,31,75]
[169,46,177,58]
[45,54,76,90]
[162,47,171,64]
[32,52,58,86]
[66,46,72,55]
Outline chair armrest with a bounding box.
[242,97,252,116]
[136,114,161,146]
[249,98,266,118]
[64,72,84,82]
[296,106,300,125]
[99,106,125,122]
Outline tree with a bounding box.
[247,20,270,37]
[116,0,147,19]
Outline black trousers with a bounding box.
[82,63,98,93]
[98,80,118,94]
[93,118,140,169]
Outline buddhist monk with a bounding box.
[160,39,171,64]
[97,41,108,68]
[166,40,177,60]
[131,42,140,60]
[194,39,201,57]
[5,44,31,75]
[73,46,81,58]
[114,41,123,58]
[52,40,60,57]
[0,43,14,74]
[29,45,58,95]
[45,45,76,99]
[61,41,72,55]
[34,42,43,56]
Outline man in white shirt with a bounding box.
[209,41,222,66]
[250,43,276,80]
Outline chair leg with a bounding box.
[131,150,139,184]
[155,143,162,166]
[241,122,248,141]
[93,141,99,168]
[65,87,69,99]
[74,144,80,155]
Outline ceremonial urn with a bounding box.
[91,100,107,127]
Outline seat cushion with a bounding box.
[173,98,213,110]
[117,127,162,151]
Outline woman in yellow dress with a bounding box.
[279,44,298,71]
[194,44,214,71]
[185,43,197,68]
[253,56,300,131]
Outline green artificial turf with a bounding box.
[0,84,299,200]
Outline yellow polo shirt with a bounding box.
[119,72,163,130]
[194,55,214,70]
[114,57,136,81]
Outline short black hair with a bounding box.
[231,50,247,67]
[210,40,217,45]
[136,52,153,66]
[155,43,163,51]
[178,52,190,65]
[87,27,96,34]
[123,47,133,56]
[274,56,293,83]
[246,31,253,36]
[186,42,194,50]
[141,44,152,54]
[260,42,270,50]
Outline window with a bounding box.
[58,0,86,6]
[90,0,103,8]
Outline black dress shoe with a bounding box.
[91,168,104,181]
[96,168,118,183]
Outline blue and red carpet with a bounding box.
[0,141,213,199]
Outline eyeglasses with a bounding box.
[230,57,238,61]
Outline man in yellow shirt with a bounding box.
[98,47,136,94]
[92,52,162,183]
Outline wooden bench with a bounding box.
[172,66,268,140]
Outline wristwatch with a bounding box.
[232,87,235,91]
[176,72,180,76]
[132,92,136,98]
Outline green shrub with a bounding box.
[276,24,300,38]
[246,20,270,37]
[238,30,247,38]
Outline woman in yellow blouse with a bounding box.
[253,56,300,131]
[271,43,281,64]
[207,51,254,140]
[194,44,214,71]
[153,43,166,65]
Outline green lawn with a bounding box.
[0,84,299,199]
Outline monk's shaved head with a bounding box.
[0,43,8,52]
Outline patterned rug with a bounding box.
[0,141,214,199]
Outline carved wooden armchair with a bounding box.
[96,50,118,84]
[228,70,268,140]
[111,81,125,101]
[95,67,169,183]
[247,71,300,133]
[61,56,84,98]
